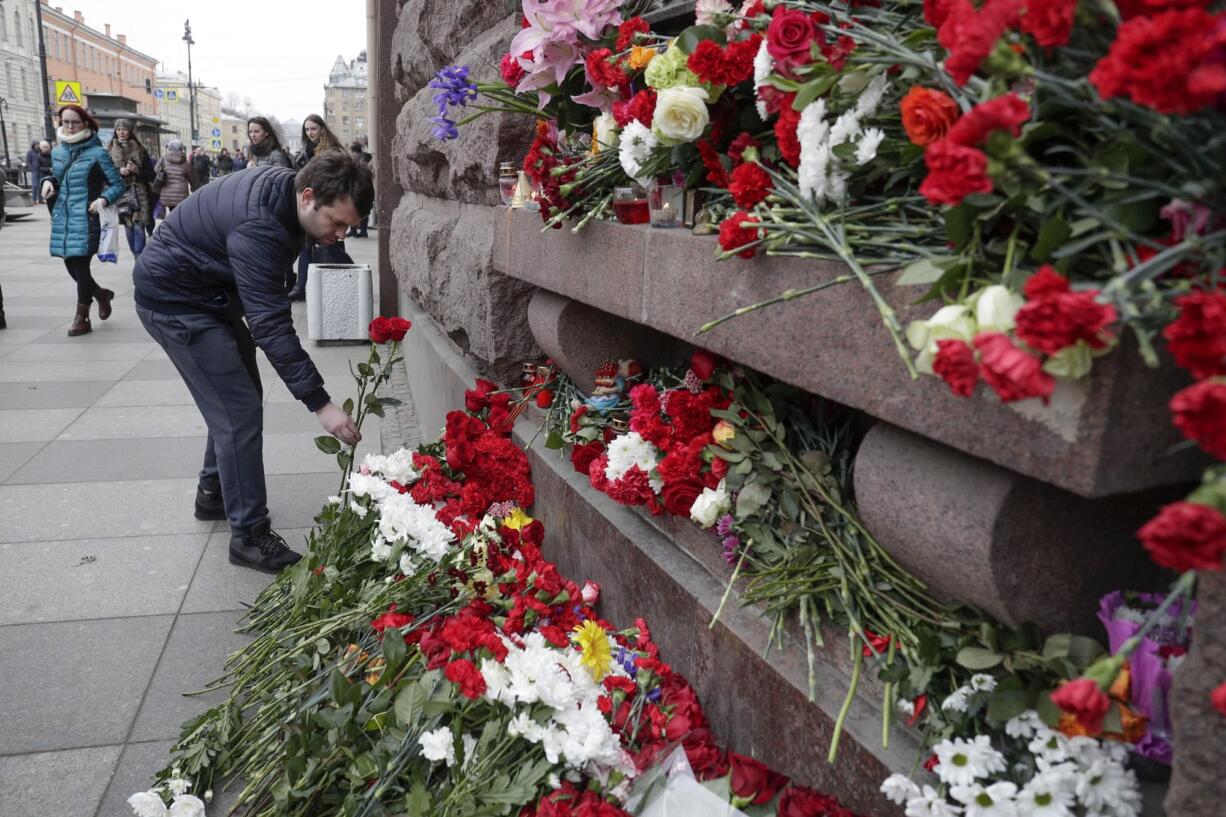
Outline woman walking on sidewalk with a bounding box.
[41,105,125,337]
[153,140,198,215]
[246,117,292,169]
[107,119,154,259]
[288,115,348,300]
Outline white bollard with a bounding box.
[305,263,374,341]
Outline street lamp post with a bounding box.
[0,97,10,169]
[183,20,198,146]
[33,0,56,140]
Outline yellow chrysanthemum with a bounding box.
[629,45,657,71]
[572,620,613,681]
[502,507,534,531]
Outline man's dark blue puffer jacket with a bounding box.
[133,165,329,411]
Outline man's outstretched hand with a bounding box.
[316,402,361,446]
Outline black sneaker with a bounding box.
[229,521,302,574]
[194,486,226,521]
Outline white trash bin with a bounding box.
[305,263,374,341]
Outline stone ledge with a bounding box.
[398,296,921,816]
[492,209,1202,498]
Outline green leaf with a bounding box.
[406,781,430,817]
[1041,634,1105,668]
[382,629,406,672]
[357,362,374,378]
[676,24,727,54]
[945,203,975,249]
[897,256,956,286]
[368,403,385,418]
[343,398,354,415]
[393,682,425,728]
[792,74,838,111]
[736,481,772,518]
[1030,217,1071,263]
[329,669,351,705]
[955,646,1005,670]
[381,397,403,407]
[544,431,566,450]
[986,677,1029,723]
[315,435,341,455]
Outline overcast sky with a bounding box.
[58,0,369,122]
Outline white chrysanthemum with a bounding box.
[934,736,1007,787]
[856,128,885,165]
[1016,770,1075,817]
[419,727,456,766]
[942,687,971,713]
[370,536,393,562]
[349,500,368,518]
[855,73,890,119]
[1028,729,1072,765]
[752,39,773,120]
[398,552,416,575]
[618,120,657,184]
[797,99,830,203]
[164,779,190,797]
[327,495,342,505]
[604,432,662,491]
[695,0,733,26]
[970,674,998,693]
[882,774,921,805]
[461,733,479,768]
[896,698,916,717]
[1075,759,1140,816]
[950,782,1018,817]
[904,785,962,817]
[128,792,168,817]
[362,449,418,484]
[167,796,206,817]
[829,111,861,147]
[1005,710,1044,739]
[690,482,730,528]
[348,472,395,502]
[827,170,849,204]
[376,493,456,562]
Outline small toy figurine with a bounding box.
[585,361,626,412]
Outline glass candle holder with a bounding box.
[646,177,684,228]
[498,162,518,206]
[613,185,649,225]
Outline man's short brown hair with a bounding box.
[295,150,375,216]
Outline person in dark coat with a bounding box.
[107,119,155,258]
[41,105,125,337]
[348,141,372,238]
[191,147,213,185]
[217,149,234,175]
[132,152,372,572]
[26,141,43,203]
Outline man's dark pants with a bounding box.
[136,305,268,536]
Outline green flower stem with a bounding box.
[828,633,863,763]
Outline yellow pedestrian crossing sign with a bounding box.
[55,81,82,105]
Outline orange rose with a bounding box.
[900,86,961,146]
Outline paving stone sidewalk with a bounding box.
[0,208,407,816]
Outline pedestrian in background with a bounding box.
[107,119,154,259]
[246,117,291,168]
[38,141,54,195]
[348,141,372,238]
[288,115,347,301]
[26,141,42,203]
[40,105,125,337]
[191,147,213,186]
[217,148,234,175]
[153,140,198,215]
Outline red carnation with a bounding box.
[1013,267,1117,355]
[1163,291,1226,379]
[617,16,650,51]
[613,89,657,128]
[932,339,980,397]
[938,0,1018,86]
[1138,500,1226,571]
[727,131,761,164]
[947,93,1030,147]
[719,211,762,259]
[919,141,992,206]
[729,752,790,806]
[1023,265,1071,299]
[369,315,411,343]
[777,786,855,817]
[1212,682,1226,716]
[766,6,818,74]
[500,52,526,88]
[571,441,606,475]
[729,162,772,209]
[1019,0,1077,47]
[974,332,1055,403]
[1050,678,1111,735]
[774,101,802,168]
[1116,0,1213,17]
[371,604,414,633]
[586,48,628,89]
[724,35,763,85]
[1089,9,1226,114]
[688,40,729,86]
[1172,380,1226,459]
[696,140,730,188]
[445,658,488,699]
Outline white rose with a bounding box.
[690,482,730,529]
[652,86,710,145]
[593,112,619,151]
[971,285,1024,333]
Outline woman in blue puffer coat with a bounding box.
[40,105,125,337]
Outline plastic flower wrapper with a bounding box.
[624,745,751,817]
[1097,590,1196,764]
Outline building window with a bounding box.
[5,62,12,97]
[1,13,7,42]
[14,11,22,47]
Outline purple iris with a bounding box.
[430,116,459,141]
[647,687,662,703]
[429,64,478,118]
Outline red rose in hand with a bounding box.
[1212,681,1226,716]
[766,6,818,71]
[1171,380,1226,459]
[571,440,606,475]
[932,338,979,397]
[1163,291,1226,380]
[729,752,790,805]
[444,658,487,699]
[777,785,854,817]
[661,476,705,517]
[900,86,960,146]
[1050,678,1111,735]
[368,315,411,343]
[920,141,992,206]
[1138,500,1226,572]
[974,332,1055,404]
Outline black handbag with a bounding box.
[116,185,138,221]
